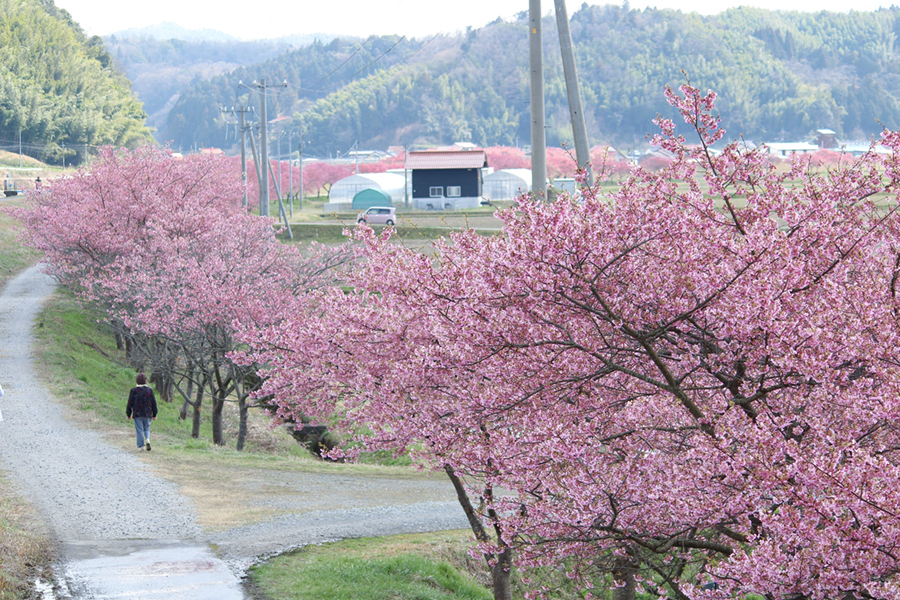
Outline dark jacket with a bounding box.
[127,385,158,419]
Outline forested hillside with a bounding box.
[158,5,900,155]
[0,0,152,164]
[104,36,301,135]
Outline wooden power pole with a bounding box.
[529,0,547,200]
[555,0,593,185]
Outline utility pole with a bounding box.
[241,79,286,217]
[266,157,293,239]
[247,126,264,196]
[529,0,547,199]
[287,130,293,218]
[555,0,592,186]
[238,106,248,208]
[297,121,304,209]
[222,106,252,208]
[258,79,269,217]
[277,131,283,207]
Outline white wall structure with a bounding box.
[324,172,406,214]
[483,168,532,201]
[763,142,819,157]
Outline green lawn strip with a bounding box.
[0,197,41,284]
[288,222,502,243]
[250,531,492,600]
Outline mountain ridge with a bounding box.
[107,5,900,156]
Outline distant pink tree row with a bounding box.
[487,145,631,180]
[228,152,407,202]
[243,86,900,600]
[232,146,633,205]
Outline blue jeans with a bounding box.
[133,417,151,448]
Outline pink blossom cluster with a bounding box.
[10,146,351,448]
[246,85,900,599]
[12,146,305,338]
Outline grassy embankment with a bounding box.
[15,192,500,599]
[251,532,493,600]
[0,196,51,600]
[284,194,507,244]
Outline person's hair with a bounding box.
[136,373,147,385]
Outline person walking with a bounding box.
[126,373,157,451]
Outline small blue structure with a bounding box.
[352,188,393,210]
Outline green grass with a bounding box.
[287,222,503,244]
[250,532,492,600]
[0,198,41,284]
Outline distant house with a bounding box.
[406,149,487,211]
[483,168,531,201]
[838,141,892,157]
[817,129,837,149]
[764,142,819,157]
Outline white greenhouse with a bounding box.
[483,168,532,201]
[324,172,407,213]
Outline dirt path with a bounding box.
[0,265,467,598]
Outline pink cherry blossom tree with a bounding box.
[13,146,349,449]
[245,85,900,600]
[485,146,531,170]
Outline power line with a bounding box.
[299,35,378,92]
[294,33,440,95]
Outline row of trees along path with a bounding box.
[16,85,900,600]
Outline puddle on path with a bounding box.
[51,541,248,599]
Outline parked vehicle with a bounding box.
[357,206,396,226]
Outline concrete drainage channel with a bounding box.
[38,541,249,600]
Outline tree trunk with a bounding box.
[444,465,514,600]
[179,397,191,421]
[150,368,173,403]
[612,556,638,600]
[163,374,174,403]
[115,331,124,351]
[236,394,249,451]
[212,396,225,446]
[491,547,514,600]
[179,370,196,420]
[191,383,203,438]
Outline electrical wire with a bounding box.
[295,32,440,95]
[299,35,378,92]
[298,0,407,92]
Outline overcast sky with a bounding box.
[53,0,900,40]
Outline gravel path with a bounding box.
[0,265,201,541]
[0,265,468,597]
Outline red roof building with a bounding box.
[405,150,487,170]
[404,149,488,211]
